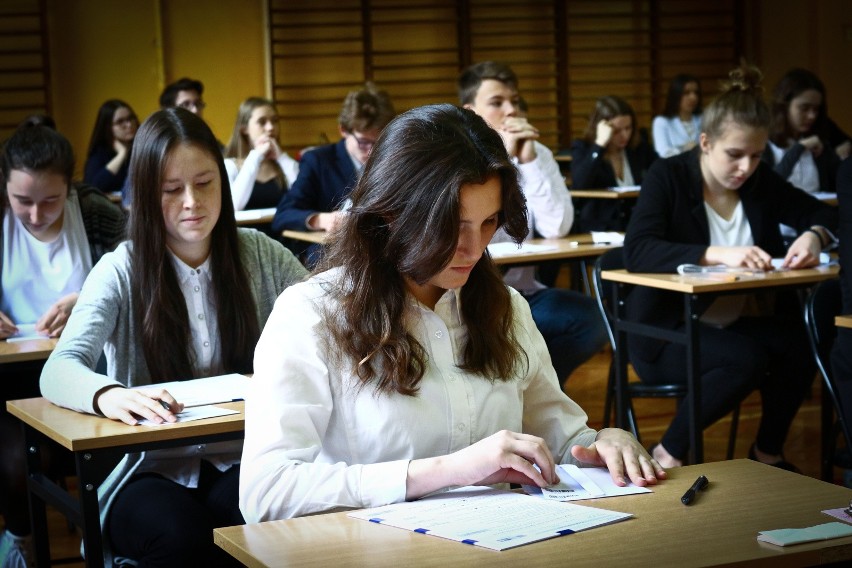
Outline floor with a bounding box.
[13,345,843,567]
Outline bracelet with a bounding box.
[803,228,827,249]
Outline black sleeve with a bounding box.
[569,139,613,188]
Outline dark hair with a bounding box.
[86,99,137,157]
[1,123,75,215]
[317,104,529,396]
[769,68,827,146]
[583,96,638,148]
[457,61,519,106]
[128,108,260,381]
[337,82,396,133]
[18,114,56,130]
[662,74,703,118]
[702,63,769,141]
[159,77,204,109]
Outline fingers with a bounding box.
[0,311,18,338]
[98,387,180,425]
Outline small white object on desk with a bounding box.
[234,207,276,222]
[590,231,625,245]
[524,465,652,501]
[757,522,852,546]
[6,323,49,343]
[487,241,559,258]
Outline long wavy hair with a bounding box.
[317,104,529,396]
[769,68,828,146]
[128,108,260,381]
[583,96,639,149]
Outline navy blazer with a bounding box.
[623,148,838,363]
[271,139,357,233]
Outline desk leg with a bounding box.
[75,448,124,568]
[685,294,703,464]
[613,282,629,431]
[22,425,51,568]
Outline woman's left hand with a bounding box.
[782,231,822,269]
[570,428,667,487]
[35,292,79,337]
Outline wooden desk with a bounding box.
[602,265,840,464]
[570,188,640,200]
[6,397,245,568]
[235,207,276,226]
[214,459,852,568]
[281,229,327,245]
[836,315,852,329]
[0,337,57,364]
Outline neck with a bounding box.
[679,111,693,121]
[404,276,442,311]
[699,154,726,197]
[168,241,211,269]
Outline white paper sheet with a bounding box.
[487,241,559,258]
[5,323,50,343]
[137,405,239,426]
[523,465,652,501]
[234,207,276,222]
[132,373,248,407]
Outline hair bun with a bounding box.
[723,61,764,96]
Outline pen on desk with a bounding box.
[681,475,709,505]
[159,400,171,412]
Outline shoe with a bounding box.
[748,443,802,474]
[0,530,34,568]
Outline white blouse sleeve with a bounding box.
[515,142,574,237]
[239,283,410,522]
[226,150,265,211]
[277,152,300,188]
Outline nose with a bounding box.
[504,101,518,117]
[30,204,44,224]
[183,185,199,208]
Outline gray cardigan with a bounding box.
[40,228,307,562]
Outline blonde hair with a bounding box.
[702,62,769,140]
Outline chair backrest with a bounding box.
[592,247,625,352]
[804,278,852,447]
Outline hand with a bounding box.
[595,120,613,148]
[112,139,128,157]
[800,135,824,157]
[406,430,558,500]
[836,140,852,160]
[570,428,666,487]
[782,231,822,269]
[0,310,18,339]
[311,211,347,232]
[498,117,539,163]
[35,292,78,337]
[95,386,184,425]
[703,245,772,270]
[254,136,281,160]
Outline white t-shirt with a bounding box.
[700,200,751,327]
[1,192,92,324]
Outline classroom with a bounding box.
[3,1,852,567]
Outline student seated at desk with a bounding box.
[652,73,703,158]
[224,97,299,211]
[0,121,125,567]
[239,104,664,523]
[458,61,606,383]
[571,96,658,231]
[763,69,841,195]
[83,99,138,196]
[271,83,395,261]
[41,108,307,567]
[623,63,837,472]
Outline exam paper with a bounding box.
[607,185,641,193]
[523,465,652,501]
[5,323,49,343]
[131,373,248,407]
[590,231,625,245]
[348,486,632,551]
[233,207,276,222]
[487,241,559,258]
[137,405,239,426]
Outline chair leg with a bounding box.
[726,405,740,461]
[822,387,836,482]
[602,366,615,429]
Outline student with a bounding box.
[83,99,138,195]
[764,68,841,194]
[571,96,658,231]
[239,104,664,522]
[271,83,395,257]
[223,97,299,211]
[160,77,207,116]
[458,61,607,382]
[831,158,852,435]
[652,74,703,158]
[0,122,125,567]
[40,108,307,566]
[623,63,837,471]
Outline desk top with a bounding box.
[281,229,327,244]
[5,397,244,452]
[235,208,275,226]
[0,337,57,364]
[602,265,839,294]
[837,315,852,329]
[570,188,640,200]
[214,459,852,568]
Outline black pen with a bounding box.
[681,475,709,505]
[159,400,171,412]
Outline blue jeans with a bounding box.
[525,288,608,382]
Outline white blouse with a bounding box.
[240,268,597,522]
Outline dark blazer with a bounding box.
[623,148,838,363]
[570,135,658,231]
[271,139,357,233]
[83,145,129,194]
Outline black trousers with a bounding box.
[108,460,244,568]
[632,315,815,460]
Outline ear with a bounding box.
[338,124,348,139]
[462,103,473,111]
[699,132,711,153]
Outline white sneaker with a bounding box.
[0,531,34,568]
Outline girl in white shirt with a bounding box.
[652,74,703,158]
[223,97,299,211]
[240,104,665,523]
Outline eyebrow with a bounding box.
[162,169,216,183]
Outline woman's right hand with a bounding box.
[703,245,772,271]
[406,430,558,501]
[800,135,824,157]
[0,310,18,339]
[254,136,281,160]
[95,386,183,425]
[595,120,613,147]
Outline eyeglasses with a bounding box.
[113,115,138,127]
[348,131,377,151]
[178,100,206,111]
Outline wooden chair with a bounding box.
[593,248,739,460]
